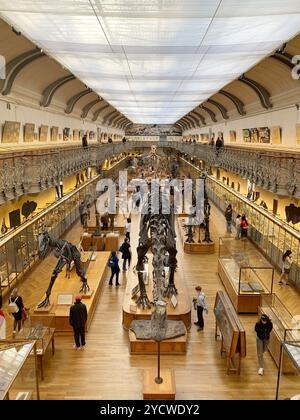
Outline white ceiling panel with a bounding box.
[0,0,300,124]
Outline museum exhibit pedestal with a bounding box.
[177,217,215,254]
[184,241,215,254]
[129,330,187,354]
[122,265,191,330]
[36,251,110,332]
[34,304,54,314]
[143,368,176,400]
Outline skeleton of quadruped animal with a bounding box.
[37,231,90,308]
[135,188,178,310]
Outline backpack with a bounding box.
[108,258,115,268]
[8,298,19,314]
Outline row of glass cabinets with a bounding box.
[206,177,300,290]
[0,176,99,297]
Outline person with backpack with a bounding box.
[240,214,249,238]
[119,237,132,272]
[8,288,24,335]
[108,251,120,286]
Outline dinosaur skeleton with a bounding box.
[135,187,178,310]
[37,231,90,308]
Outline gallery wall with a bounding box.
[0,98,125,148]
[183,104,300,149]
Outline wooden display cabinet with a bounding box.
[218,237,274,313]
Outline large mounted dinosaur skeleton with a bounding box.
[37,231,90,308]
[135,186,178,311]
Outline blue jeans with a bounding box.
[226,220,232,233]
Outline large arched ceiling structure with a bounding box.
[0,18,131,129]
[0,1,300,125]
[177,33,300,130]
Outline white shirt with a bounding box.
[125,222,131,233]
[196,292,207,311]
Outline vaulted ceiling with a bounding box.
[1,1,300,125]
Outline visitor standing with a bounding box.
[119,238,132,271]
[82,134,88,148]
[255,314,273,375]
[279,250,292,286]
[125,217,131,241]
[79,201,88,227]
[8,288,24,335]
[69,294,87,350]
[193,286,208,332]
[225,204,233,233]
[240,215,249,238]
[108,251,120,286]
[216,137,223,151]
[235,214,242,239]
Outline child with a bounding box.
[193,286,208,331]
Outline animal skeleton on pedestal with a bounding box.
[37,231,90,308]
[135,187,178,309]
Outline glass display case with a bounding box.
[276,334,300,400]
[0,176,100,298]
[206,176,300,290]
[218,237,274,313]
[259,294,300,374]
[0,340,39,400]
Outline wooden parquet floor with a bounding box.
[2,204,300,400]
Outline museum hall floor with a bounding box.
[4,204,300,400]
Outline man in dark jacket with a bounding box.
[255,314,273,375]
[119,237,131,271]
[69,294,88,350]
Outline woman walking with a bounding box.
[225,204,233,233]
[240,215,249,238]
[279,250,292,286]
[8,288,24,335]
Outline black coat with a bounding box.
[69,301,87,329]
[255,320,273,340]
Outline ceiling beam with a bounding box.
[206,99,229,120]
[0,48,45,95]
[65,89,92,114]
[40,75,75,107]
[92,104,110,122]
[181,117,194,129]
[114,116,127,128]
[270,51,294,70]
[110,114,123,127]
[187,113,199,127]
[103,110,119,126]
[219,90,246,116]
[198,105,217,123]
[81,98,102,118]
[192,110,206,125]
[238,74,272,109]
